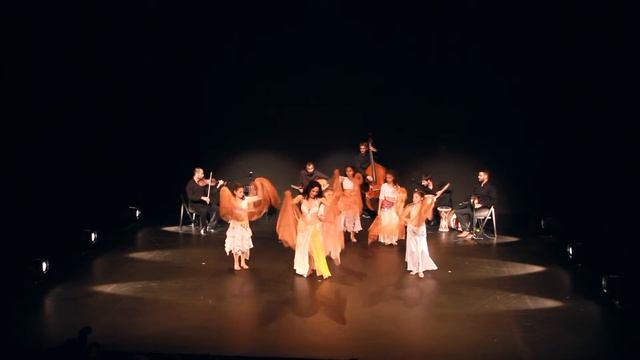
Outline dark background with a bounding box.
[4,1,634,272]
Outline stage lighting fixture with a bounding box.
[601,274,620,295]
[601,274,623,308]
[32,258,50,276]
[566,242,583,264]
[84,229,98,245]
[129,206,142,220]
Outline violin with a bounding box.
[197,172,227,198]
[364,134,387,211]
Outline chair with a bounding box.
[473,206,497,240]
[179,194,200,231]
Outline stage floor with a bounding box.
[19,220,631,359]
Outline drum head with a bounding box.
[437,206,452,211]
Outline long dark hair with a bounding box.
[344,165,357,177]
[385,169,398,185]
[302,180,324,199]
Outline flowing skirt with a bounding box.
[294,222,331,278]
[225,220,253,258]
[405,224,437,272]
[378,207,400,245]
[339,190,362,233]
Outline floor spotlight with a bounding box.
[129,206,142,221]
[601,274,622,308]
[41,259,49,274]
[566,242,583,264]
[601,274,620,295]
[84,230,98,245]
[32,258,50,276]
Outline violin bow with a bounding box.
[207,171,213,198]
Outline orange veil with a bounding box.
[367,186,407,244]
[276,190,301,249]
[322,169,345,264]
[219,177,281,222]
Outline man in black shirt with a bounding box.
[354,142,378,177]
[455,170,496,241]
[292,162,329,192]
[418,175,452,206]
[417,174,452,225]
[354,142,379,218]
[186,167,224,234]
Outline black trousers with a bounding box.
[191,203,220,229]
[455,204,490,232]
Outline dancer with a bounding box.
[336,165,364,242]
[219,178,280,271]
[277,180,332,279]
[402,191,438,278]
[367,170,407,245]
[321,176,345,265]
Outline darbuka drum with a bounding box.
[437,206,452,232]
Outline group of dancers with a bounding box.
[186,142,496,279]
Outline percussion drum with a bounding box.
[437,206,452,232]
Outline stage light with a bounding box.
[129,206,142,221]
[84,229,98,245]
[566,242,583,263]
[32,258,50,276]
[601,274,623,308]
[601,274,620,295]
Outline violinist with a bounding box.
[186,167,225,234]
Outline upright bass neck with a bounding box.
[368,137,376,182]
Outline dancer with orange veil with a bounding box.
[322,171,346,264]
[367,170,407,246]
[219,178,280,271]
[336,165,364,243]
[276,180,332,279]
[402,190,438,278]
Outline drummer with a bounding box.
[418,175,452,225]
[419,175,451,206]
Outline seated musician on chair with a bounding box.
[291,162,330,193]
[186,167,225,234]
[455,169,496,241]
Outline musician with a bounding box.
[295,162,329,191]
[355,142,379,218]
[354,142,378,179]
[455,170,496,241]
[417,175,452,225]
[418,175,451,207]
[186,167,224,234]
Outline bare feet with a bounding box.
[241,263,249,269]
[350,235,357,243]
[418,272,424,278]
[457,231,470,238]
[410,271,418,275]
[234,263,241,271]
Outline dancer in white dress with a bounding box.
[220,179,280,271]
[277,180,332,279]
[367,170,407,245]
[337,165,363,243]
[402,190,438,278]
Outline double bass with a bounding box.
[364,135,387,211]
